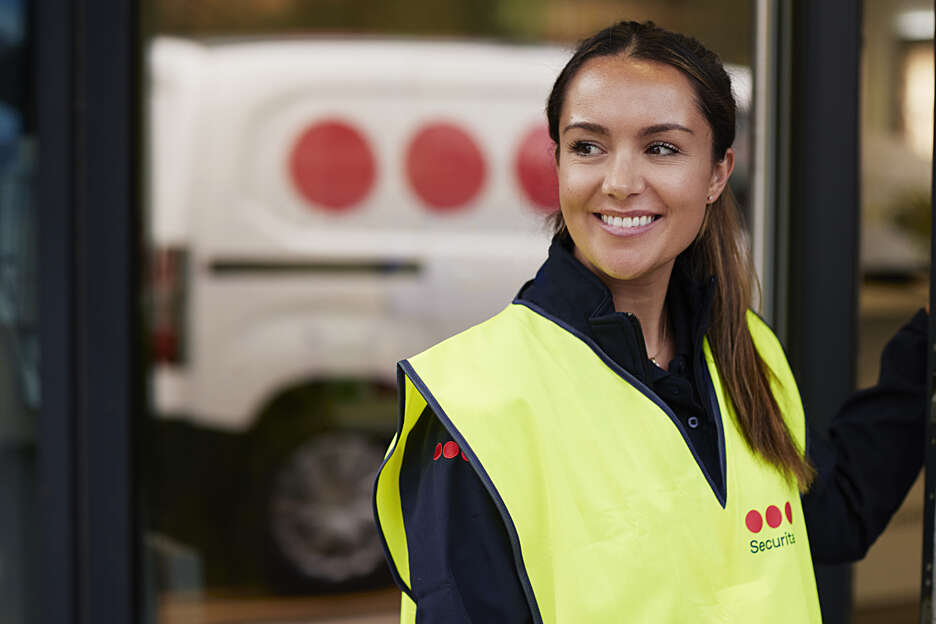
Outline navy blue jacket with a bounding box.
[395,238,928,622]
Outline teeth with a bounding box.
[601,214,655,229]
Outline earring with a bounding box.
[707,195,713,202]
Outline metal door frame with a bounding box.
[777,1,862,622]
[921,3,936,620]
[36,0,141,622]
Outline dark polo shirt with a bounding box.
[394,237,928,622]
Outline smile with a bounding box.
[595,213,660,235]
[600,214,657,228]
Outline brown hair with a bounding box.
[547,21,814,490]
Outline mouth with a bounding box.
[594,212,661,235]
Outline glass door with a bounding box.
[138,2,757,622]
[0,0,37,620]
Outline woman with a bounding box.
[373,21,927,622]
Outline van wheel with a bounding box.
[267,430,388,591]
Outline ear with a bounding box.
[707,147,735,203]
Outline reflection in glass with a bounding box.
[0,0,37,620]
[142,2,754,621]
[853,1,931,613]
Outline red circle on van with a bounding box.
[745,510,763,533]
[406,122,485,211]
[515,124,559,212]
[289,119,375,211]
[765,505,782,528]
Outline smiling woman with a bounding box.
[554,58,727,368]
[556,57,726,297]
[540,22,819,496]
[373,20,928,624]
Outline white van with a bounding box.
[147,36,572,590]
[146,36,751,591]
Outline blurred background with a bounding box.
[141,2,755,622]
[1,0,932,622]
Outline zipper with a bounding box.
[694,331,728,503]
[621,311,652,383]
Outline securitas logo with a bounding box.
[432,440,469,463]
[746,502,797,555]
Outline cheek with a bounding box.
[659,169,711,220]
[657,170,709,241]
[557,164,599,213]
[660,164,710,197]
[682,207,707,243]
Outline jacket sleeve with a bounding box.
[802,308,928,563]
[397,404,533,623]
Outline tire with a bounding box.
[266,430,390,592]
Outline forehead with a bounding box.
[562,55,707,133]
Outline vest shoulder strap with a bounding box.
[744,310,807,455]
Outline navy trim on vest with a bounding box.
[398,359,545,624]
[696,345,729,503]
[804,419,810,460]
[513,299,729,508]
[371,366,417,601]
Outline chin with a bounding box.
[587,256,651,282]
[595,250,678,283]
[600,265,651,282]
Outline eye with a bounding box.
[568,140,602,157]
[646,142,680,156]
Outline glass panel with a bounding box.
[853,0,931,618]
[140,2,754,622]
[0,0,37,621]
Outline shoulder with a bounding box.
[745,309,791,373]
[408,303,543,369]
[745,308,779,343]
[744,309,806,442]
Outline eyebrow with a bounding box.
[561,121,694,137]
[640,123,694,137]
[562,121,610,136]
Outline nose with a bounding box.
[601,151,645,199]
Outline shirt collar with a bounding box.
[516,234,715,374]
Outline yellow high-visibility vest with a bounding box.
[374,302,821,623]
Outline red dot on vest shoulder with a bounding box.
[785,501,793,524]
[432,443,442,461]
[442,441,459,459]
[765,505,782,528]
[745,509,763,533]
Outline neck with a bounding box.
[573,247,674,364]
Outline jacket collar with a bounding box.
[516,234,715,381]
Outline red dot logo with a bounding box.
[461,450,469,462]
[514,124,559,213]
[289,119,376,211]
[432,442,442,461]
[745,510,763,533]
[785,501,793,524]
[442,441,460,459]
[406,122,485,212]
[765,505,782,528]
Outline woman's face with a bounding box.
[557,55,734,285]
